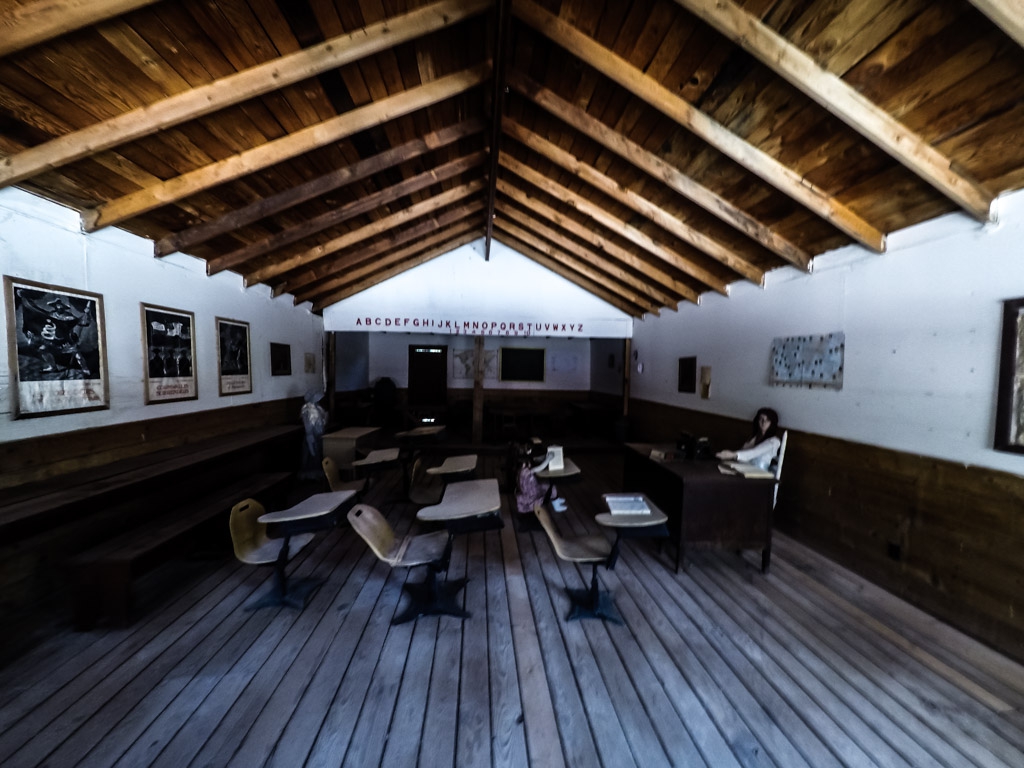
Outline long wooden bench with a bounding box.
[0,425,300,542]
[68,471,293,629]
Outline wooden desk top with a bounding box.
[426,454,477,476]
[417,478,501,521]
[535,457,580,479]
[258,490,356,524]
[352,447,401,467]
[395,424,446,439]
[324,426,380,440]
[596,493,668,528]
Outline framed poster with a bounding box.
[995,297,1024,453]
[3,275,109,418]
[270,342,291,376]
[141,303,197,403]
[216,317,251,395]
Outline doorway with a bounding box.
[408,344,448,411]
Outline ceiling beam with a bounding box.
[503,117,765,284]
[492,230,646,317]
[0,0,489,189]
[207,150,486,275]
[297,220,482,305]
[313,229,484,311]
[973,1,1024,48]
[0,0,160,58]
[501,151,727,296]
[507,71,811,270]
[496,202,676,309]
[282,202,485,298]
[484,0,511,260]
[496,217,660,313]
[253,181,486,287]
[496,179,694,304]
[82,64,491,231]
[155,118,484,257]
[513,0,886,252]
[672,0,995,222]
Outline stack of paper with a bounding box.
[725,461,775,479]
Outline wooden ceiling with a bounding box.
[1,0,1023,318]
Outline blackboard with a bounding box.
[499,347,545,382]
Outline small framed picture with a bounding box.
[995,297,1024,452]
[270,342,291,376]
[216,317,251,395]
[4,275,109,418]
[141,303,197,403]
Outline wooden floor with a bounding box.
[2,449,1024,768]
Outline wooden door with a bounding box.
[408,344,447,407]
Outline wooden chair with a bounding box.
[347,503,468,624]
[321,456,368,496]
[771,430,788,508]
[229,498,318,610]
[534,503,620,623]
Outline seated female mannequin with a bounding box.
[715,407,781,471]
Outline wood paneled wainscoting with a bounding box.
[0,399,305,665]
[627,399,1024,666]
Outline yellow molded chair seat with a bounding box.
[230,498,317,610]
[535,503,620,623]
[347,503,468,624]
[322,456,368,495]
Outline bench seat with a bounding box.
[69,471,293,629]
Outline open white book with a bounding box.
[546,445,564,471]
[604,494,651,515]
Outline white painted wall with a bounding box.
[0,188,325,443]
[367,332,591,391]
[323,239,632,339]
[631,188,1024,475]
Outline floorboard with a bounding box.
[2,447,1023,768]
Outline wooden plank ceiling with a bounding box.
[1,0,1022,318]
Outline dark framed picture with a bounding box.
[3,275,109,418]
[270,342,291,376]
[141,303,197,403]
[216,317,251,395]
[678,356,697,393]
[995,297,1024,452]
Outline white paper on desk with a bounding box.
[606,495,650,515]
[546,445,564,471]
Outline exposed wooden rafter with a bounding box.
[246,179,486,286]
[506,71,811,271]
[967,0,1024,49]
[496,179,693,304]
[503,117,765,284]
[207,150,486,276]
[483,0,511,260]
[82,64,491,232]
[0,0,160,58]
[673,0,995,222]
[513,0,887,253]
[500,151,727,296]
[0,0,490,190]
[312,228,484,312]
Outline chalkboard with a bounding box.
[500,347,545,382]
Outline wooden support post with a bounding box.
[472,336,485,444]
[622,338,631,419]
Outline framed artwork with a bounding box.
[270,342,291,376]
[995,297,1024,453]
[678,356,697,393]
[141,303,197,403]
[770,331,845,390]
[3,275,109,418]
[216,317,251,395]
